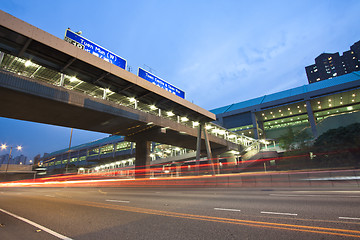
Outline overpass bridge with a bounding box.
[0,10,261,177]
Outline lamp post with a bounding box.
[1,144,22,180]
[65,128,73,174]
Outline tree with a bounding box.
[314,123,360,151]
[278,127,311,151]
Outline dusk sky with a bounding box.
[1,0,360,160]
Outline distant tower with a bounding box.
[305,40,360,83]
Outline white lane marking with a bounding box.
[214,208,241,212]
[307,176,360,181]
[270,194,360,198]
[106,199,130,203]
[294,191,360,193]
[339,217,360,220]
[261,211,298,216]
[270,194,306,197]
[0,208,72,240]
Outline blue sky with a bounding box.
[1,0,360,160]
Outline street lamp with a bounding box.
[1,144,22,179]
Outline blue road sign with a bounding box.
[64,29,126,69]
[138,68,185,99]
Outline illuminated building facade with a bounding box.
[306,41,360,83]
[39,135,197,175]
[211,71,360,140]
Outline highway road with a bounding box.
[0,187,360,239]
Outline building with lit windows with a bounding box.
[211,71,360,140]
[305,40,360,83]
[39,135,199,176]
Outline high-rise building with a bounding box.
[306,41,360,83]
[0,154,10,164]
[13,155,27,165]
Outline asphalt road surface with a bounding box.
[0,187,360,239]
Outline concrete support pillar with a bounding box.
[251,111,260,139]
[0,51,4,65]
[112,143,116,158]
[195,124,202,175]
[135,140,151,179]
[305,100,318,138]
[103,89,107,99]
[217,116,224,126]
[59,73,65,86]
[258,121,265,139]
[203,126,217,175]
[130,142,135,154]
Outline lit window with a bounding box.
[167,111,174,117]
[25,60,32,67]
[180,117,189,122]
[69,77,77,82]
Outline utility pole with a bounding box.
[65,128,73,174]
